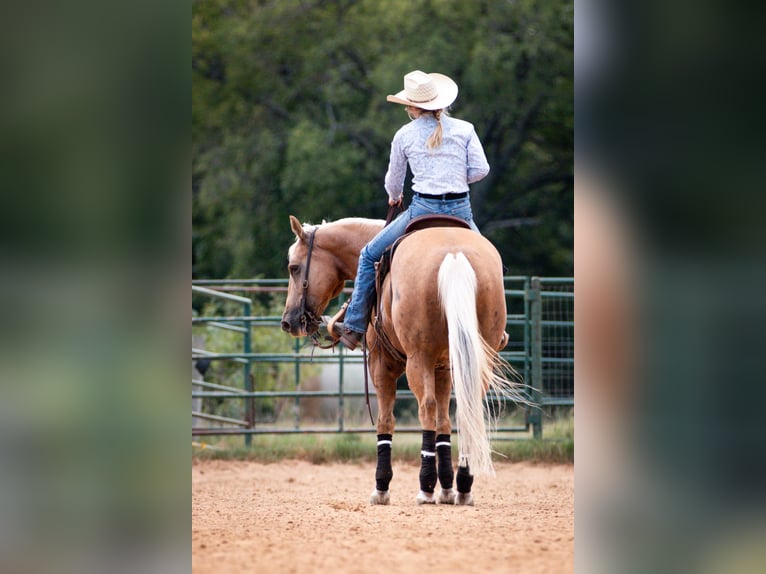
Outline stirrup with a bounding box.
[326,300,350,340]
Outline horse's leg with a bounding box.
[455,457,475,506]
[368,349,402,505]
[447,340,474,505]
[407,356,439,505]
[434,368,456,504]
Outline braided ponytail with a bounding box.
[426,109,444,150]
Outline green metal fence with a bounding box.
[192,277,573,441]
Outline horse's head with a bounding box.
[281,215,346,337]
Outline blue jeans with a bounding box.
[343,195,480,334]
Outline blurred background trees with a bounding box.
[193,0,573,279]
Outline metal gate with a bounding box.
[192,277,573,443]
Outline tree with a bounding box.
[193,0,573,278]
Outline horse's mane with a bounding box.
[289,217,385,256]
[301,217,385,235]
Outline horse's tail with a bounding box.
[437,252,526,477]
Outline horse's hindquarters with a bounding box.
[385,228,509,478]
[386,228,506,353]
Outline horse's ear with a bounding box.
[289,215,305,241]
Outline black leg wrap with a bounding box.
[419,430,437,494]
[456,464,474,494]
[436,434,454,490]
[375,434,393,492]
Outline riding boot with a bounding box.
[329,321,363,351]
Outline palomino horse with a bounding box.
[281,215,524,505]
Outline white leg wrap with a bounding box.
[370,489,390,505]
[438,488,456,505]
[416,490,436,505]
[456,492,474,506]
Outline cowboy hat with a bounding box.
[386,70,458,110]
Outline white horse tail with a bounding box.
[438,252,526,476]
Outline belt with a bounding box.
[414,192,468,201]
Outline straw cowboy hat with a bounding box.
[386,70,458,110]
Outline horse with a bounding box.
[281,215,525,505]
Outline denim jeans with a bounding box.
[343,195,480,334]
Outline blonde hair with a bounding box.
[405,106,448,150]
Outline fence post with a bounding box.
[522,276,531,409]
[294,337,301,430]
[243,299,253,447]
[338,291,346,432]
[528,277,543,438]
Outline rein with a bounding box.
[385,201,403,226]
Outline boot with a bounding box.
[320,315,364,350]
[331,321,363,351]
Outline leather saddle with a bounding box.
[403,214,471,234]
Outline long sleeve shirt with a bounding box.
[384,114,490,202]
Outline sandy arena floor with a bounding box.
[192,459,573,574]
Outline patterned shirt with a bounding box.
[384,114,490,202]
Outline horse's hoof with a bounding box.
[455,492,474,506]
[437,488,456,505]
[416,491,436,505]
[370,489,390,505]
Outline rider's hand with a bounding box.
[389,197,402,207]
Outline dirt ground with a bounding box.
[192,459,573,574]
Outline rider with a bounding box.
[329,70,490,350]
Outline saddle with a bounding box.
[403,214,471,234]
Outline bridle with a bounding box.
[297,227,321,334]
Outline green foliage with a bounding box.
[193,0,573,279]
